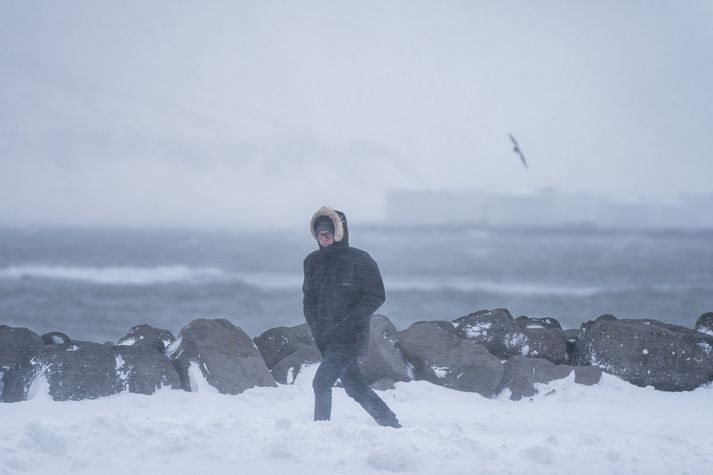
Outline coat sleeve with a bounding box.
[347,254,386,320]
[302,257,319,337]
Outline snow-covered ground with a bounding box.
[1,366,711,475]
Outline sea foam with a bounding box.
[0,265,224,285]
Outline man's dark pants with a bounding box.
[312,346,398,426]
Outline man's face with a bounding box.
[317,230,334,247]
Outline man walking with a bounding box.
[302,206,400,428]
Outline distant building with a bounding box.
[385,189,713,228]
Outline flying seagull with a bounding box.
[508,133,528,168]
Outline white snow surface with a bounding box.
[1,369,712,475]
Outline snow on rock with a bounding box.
[112,344,182,394]
[464,321,492,338]
[187,361,219,393]
[271,347,321,385]
[514,316,563,331]
[26,370,50,400]
[0,375,712,474]
[117,324,176,352]
[454,310,568,364]
[430,365,449,379]
[115,354,129,385]
[3,336,181,402]
[454,308,515,355]
[512,316,568,364]
[41,331,72,346]
[695,312,713,336]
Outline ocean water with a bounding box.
[1,225,711,342]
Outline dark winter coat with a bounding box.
[303,208,385,356]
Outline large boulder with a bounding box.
[0,326,45,402]
[167,318,276,394]
[271,346,322,384]
[513,316,568,364]
[453,309,515,357]
[117,324,175,352]
[113,345,182,394]
[572,315,713,391]
[395,321,503,396]
[454,309,568,364]
[253,323,315,369]
[4,333,183,402]
[358,315,411,385]
[497,355,602,400]
[4,341,121,402]
[695,312,713,337]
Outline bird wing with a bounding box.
[508,133,528,168]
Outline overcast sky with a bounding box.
[1,0,711,228]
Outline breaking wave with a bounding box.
[230,272,303,289]
[0,266,701,296]
[385,277,605,296]
[0,265,225,285]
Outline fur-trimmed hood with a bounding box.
[310,206,349,247]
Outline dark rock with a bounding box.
[454,308,519,359]
[395,321,503,396]
[4,341,121,402]
[167,318,276,394]
[454,310,568,364]
[497,356,571,400]
[0,326,44,402]
[358,315,411,385]
[41,332,71,345]
[113,345,182,394]
[253,323,315,369]
[573,315,713,391]
[117,324,175,353]
[429,320,458,334]
[695,312,713,336]
[5,337,182,401]
[515,317,569,365]
[564,329,580,358]
[271,346,322,384]
[496,355,602,400]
